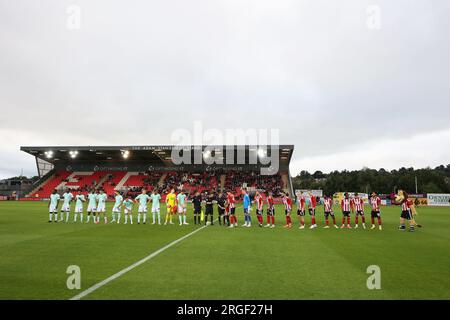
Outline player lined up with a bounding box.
[48,188,420,231]
[282,192,383,230]
[48,188,271,228]
[49,189,159,225]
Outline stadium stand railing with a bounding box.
[26,169,290,202]
[25,169,56,197]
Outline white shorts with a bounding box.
[61,204,71,212]
[151,207,160,213]
[124,208,131,215]
[75,207,83,213]
[178,205,186,214]
[138,205,147,213]
[49,204,58,213]
[112,207,121,213]
[97,204,106,212]
[87,205,97,212]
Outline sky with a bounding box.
[1,0,449,178]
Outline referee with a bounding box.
[217,192,227,226]
[205,191,215,225]
[192,191,202,225]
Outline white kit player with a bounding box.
[177,190,188,225]
[86,190,98,223]
[135,189,151,224]
[122,197,134,224]
[96,189,108,224]
[48,190,60,223]
[111,190,123,224]
[150,189,162,225]
[61,189,74,223]
[74,190,86,223]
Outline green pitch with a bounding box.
[0,201,449,300]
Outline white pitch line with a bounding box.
[70,222,214,300]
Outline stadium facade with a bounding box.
[20,145,294,199]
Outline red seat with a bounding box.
[31,171,71,198]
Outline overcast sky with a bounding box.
[1,0,449,178]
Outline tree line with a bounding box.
[291,165,450,196]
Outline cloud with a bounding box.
[291,128,450,174]
[0,0,449,178]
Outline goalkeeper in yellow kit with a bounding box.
[165,188,176,225]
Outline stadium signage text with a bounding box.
[60,163,278,172]
[296,189,323,197]
[427,193,450,206]
[93,166,129,172]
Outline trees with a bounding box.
[291,164,450,194]
[422,182,441,193]
[312,171,325,179]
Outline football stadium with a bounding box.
[2,1,450,313]
[0,145,449,300]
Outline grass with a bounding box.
[0,201,449,300]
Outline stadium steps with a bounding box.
[281,173,290,193]
[66,172,94,185]
[158,173,167,187]
[31,171,72,198]
[95,174,110,190]
[56,172,75,190]
[58,171,96,190]
[122,172,147,188]
[115,172,134,190]
[26,171,55,197]
[220,174,226,192]
[102,171,127,194]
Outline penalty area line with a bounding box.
[69,222,213,300]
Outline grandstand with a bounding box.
[20,145,294,200]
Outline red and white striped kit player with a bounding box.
[309,196,317,210]
[340,195,352,228]
[398,193,415,231]
[307,193,317,229]
[296,194,306,229]
[323,196,337,228]
[254,192,264,226]
[265,193,275,227]
[353,197,364,213]
[370,193,382,230]
[283,196,292,212]
[298,196,306,213]
[341,198,351,212]
[267,195,274,213]
[256,195,264,212]
[370,196,381,212]
[324,197,333,212]
[283,194,293,228]
[401,200,411,212]
[227,193,236,209]
[352,194,366,228]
